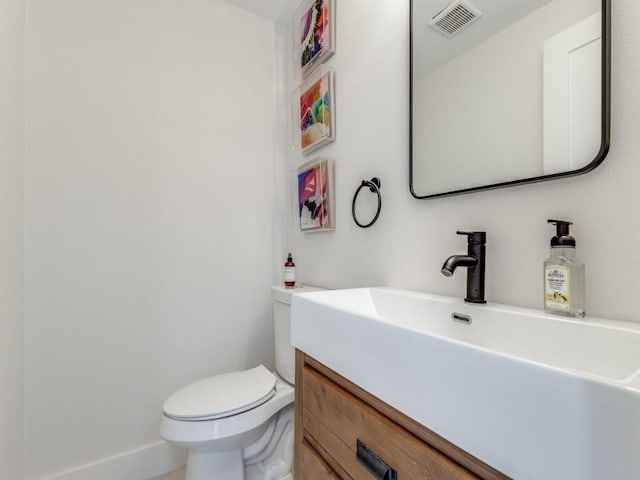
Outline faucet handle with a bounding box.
[456,231,486,245]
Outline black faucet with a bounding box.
[441,231,486,304]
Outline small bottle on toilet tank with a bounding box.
[284,253,296,287]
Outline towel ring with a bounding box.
[352,177,382,228]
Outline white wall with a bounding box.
[281,0,640,324]
[24,1,276,478]
[0,0,24,477]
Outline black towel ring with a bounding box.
[352,177,382,228]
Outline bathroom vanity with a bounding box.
[291,287,640,479]
[294,351,507,479]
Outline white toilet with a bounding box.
[159,285,323,480]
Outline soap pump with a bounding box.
[544,219,585,317]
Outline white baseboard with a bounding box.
[43,441,187,480]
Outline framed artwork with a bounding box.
[294,65,335,155]
[294,0,335,79]
[297,157,335,232]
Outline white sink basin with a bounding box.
[291,287,640,480]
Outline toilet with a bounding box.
[159,285,323,480]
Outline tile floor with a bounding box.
[150,467,185,480]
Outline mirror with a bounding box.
[410,0,610,199]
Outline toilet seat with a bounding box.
[159,374,294,452]
[163,365,277,421]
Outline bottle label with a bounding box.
[284,267,295,283]
[545,264,570,311]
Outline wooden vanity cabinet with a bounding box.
[299,438,342,479]
[294,351,509,480]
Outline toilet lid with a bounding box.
[163,365,277,421]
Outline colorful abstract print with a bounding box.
[300,73,331,151]
[298,162,329,230]
[300,0,330,72]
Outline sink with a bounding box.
[291,287,640,480]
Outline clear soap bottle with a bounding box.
[544,219,585,317]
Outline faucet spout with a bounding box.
[441,255,478,277]
[441,231,487,303]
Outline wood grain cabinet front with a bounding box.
[299,438,342,479]
[294,351,509,480]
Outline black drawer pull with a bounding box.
[356,439,397,480]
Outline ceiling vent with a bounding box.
[429,0,483,37]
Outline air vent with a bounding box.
[429,0,482,37]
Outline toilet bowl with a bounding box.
[159,285,323,480]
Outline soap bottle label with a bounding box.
[545,265,570,311]
[284,267,295,286]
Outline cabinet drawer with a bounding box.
[299,438,342,479]
[302,365,480,480]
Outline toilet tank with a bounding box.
[272,285,324,384]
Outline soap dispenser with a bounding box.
[544,219,585,317]
[283,253,296,288]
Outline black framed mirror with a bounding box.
[410,0,611,199]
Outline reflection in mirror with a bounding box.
[410,0,610,199]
